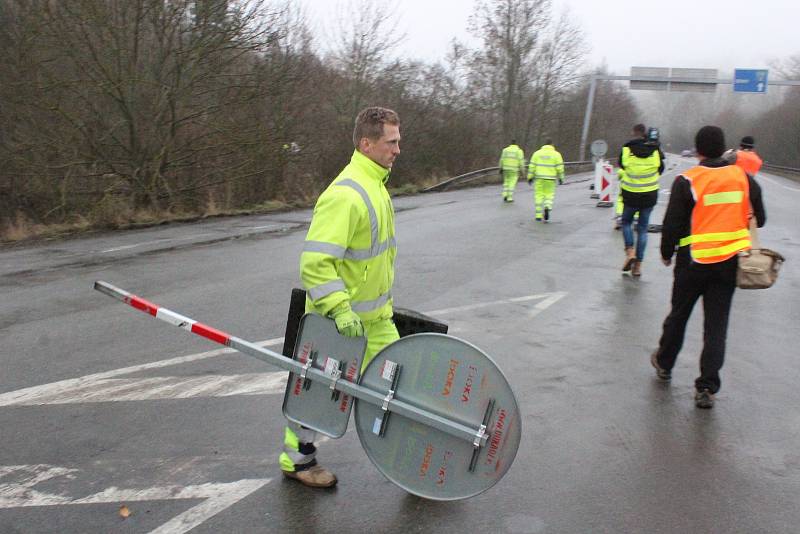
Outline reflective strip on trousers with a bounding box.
[284,422,316,466]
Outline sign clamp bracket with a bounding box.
[469,398,495,472]
[377,363,402,437]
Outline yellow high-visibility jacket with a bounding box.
[499,144,525,173]
[300,150,396,322]
[528,145,564,181]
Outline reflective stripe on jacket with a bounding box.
[619,147,661,193]
[735,150,762,177]
[527,145,564,180]
[677,165,751,264]
[499,144,525,172]
[300,150,396,322]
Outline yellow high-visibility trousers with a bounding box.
[502,170,519,201]
[534,179,557,219]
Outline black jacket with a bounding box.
[660,157,766,263]
[618,137,666,209]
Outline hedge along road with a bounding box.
[1,157,799,533]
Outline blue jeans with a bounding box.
[621,205,652,261]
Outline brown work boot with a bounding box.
[631,261,642,277]
[622,247,636,271]
[282,465,338,488]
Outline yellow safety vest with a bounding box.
[619,147,661,193]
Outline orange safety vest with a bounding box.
[735,150,762,176]
[678,165,751,264]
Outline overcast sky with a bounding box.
[297,0,798,77]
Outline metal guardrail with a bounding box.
[763,162,800,174]
[423,161,594,193]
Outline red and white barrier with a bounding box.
[596,162,615,207]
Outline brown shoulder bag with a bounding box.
[737,216,785,289]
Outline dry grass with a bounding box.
[0,211,92,243]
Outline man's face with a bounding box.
[361,123,401,169]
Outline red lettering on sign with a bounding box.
[485,408,507,465]
[436,450,453,486]
[419,444,434,478]
[338,359,360,412]
[442,359,459,396]
[292,342,313,396]
[461,365,478,402]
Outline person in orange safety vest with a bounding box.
[651,126,766,410]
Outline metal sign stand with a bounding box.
[94,281,521,500]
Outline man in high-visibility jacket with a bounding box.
[527,140,564,221]
[734,135,763,177]
[617,124,665,277]
[499,140,525,202]
[280,107,402,487]
[652,125,765,409]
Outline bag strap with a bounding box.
[748,202,761,250]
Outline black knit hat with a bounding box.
[740,136,755,148]
[695,126,725,158]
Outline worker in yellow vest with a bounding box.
[652,125,765,409]
[499,140,525,202]
[280,107,402,488]
[527,140,564,222]
[617,124,664,276]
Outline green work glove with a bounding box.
[329,302,364,337]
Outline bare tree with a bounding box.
[468,0,550,141]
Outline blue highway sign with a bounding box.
[734,69,768,93]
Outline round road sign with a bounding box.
[354,333,521,500]
[590,139,608,158]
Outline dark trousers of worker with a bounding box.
[654,255,737,394]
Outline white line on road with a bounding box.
[425,292,562,316]
[0,337,284,407]
[758,173,800,192]
[0,464,271,534]
[0,293,566,407]
[99,234,218,253]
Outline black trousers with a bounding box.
[655,255,738,393]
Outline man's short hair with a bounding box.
[695,126,726,158]
[740,135,755,149]
[633,124,646,136]
[544,138,553,145]
[353,107,400,148]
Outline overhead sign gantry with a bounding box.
[578,67,800,161]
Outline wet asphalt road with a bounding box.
[1,155,799,533]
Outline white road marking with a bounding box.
[758,173,800,192]
[0,464,270,534]
[99,233,218,253]
[0,293,566,407]
[425,292,564,316]
[0,337,284,407]
[526,292,568,318]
